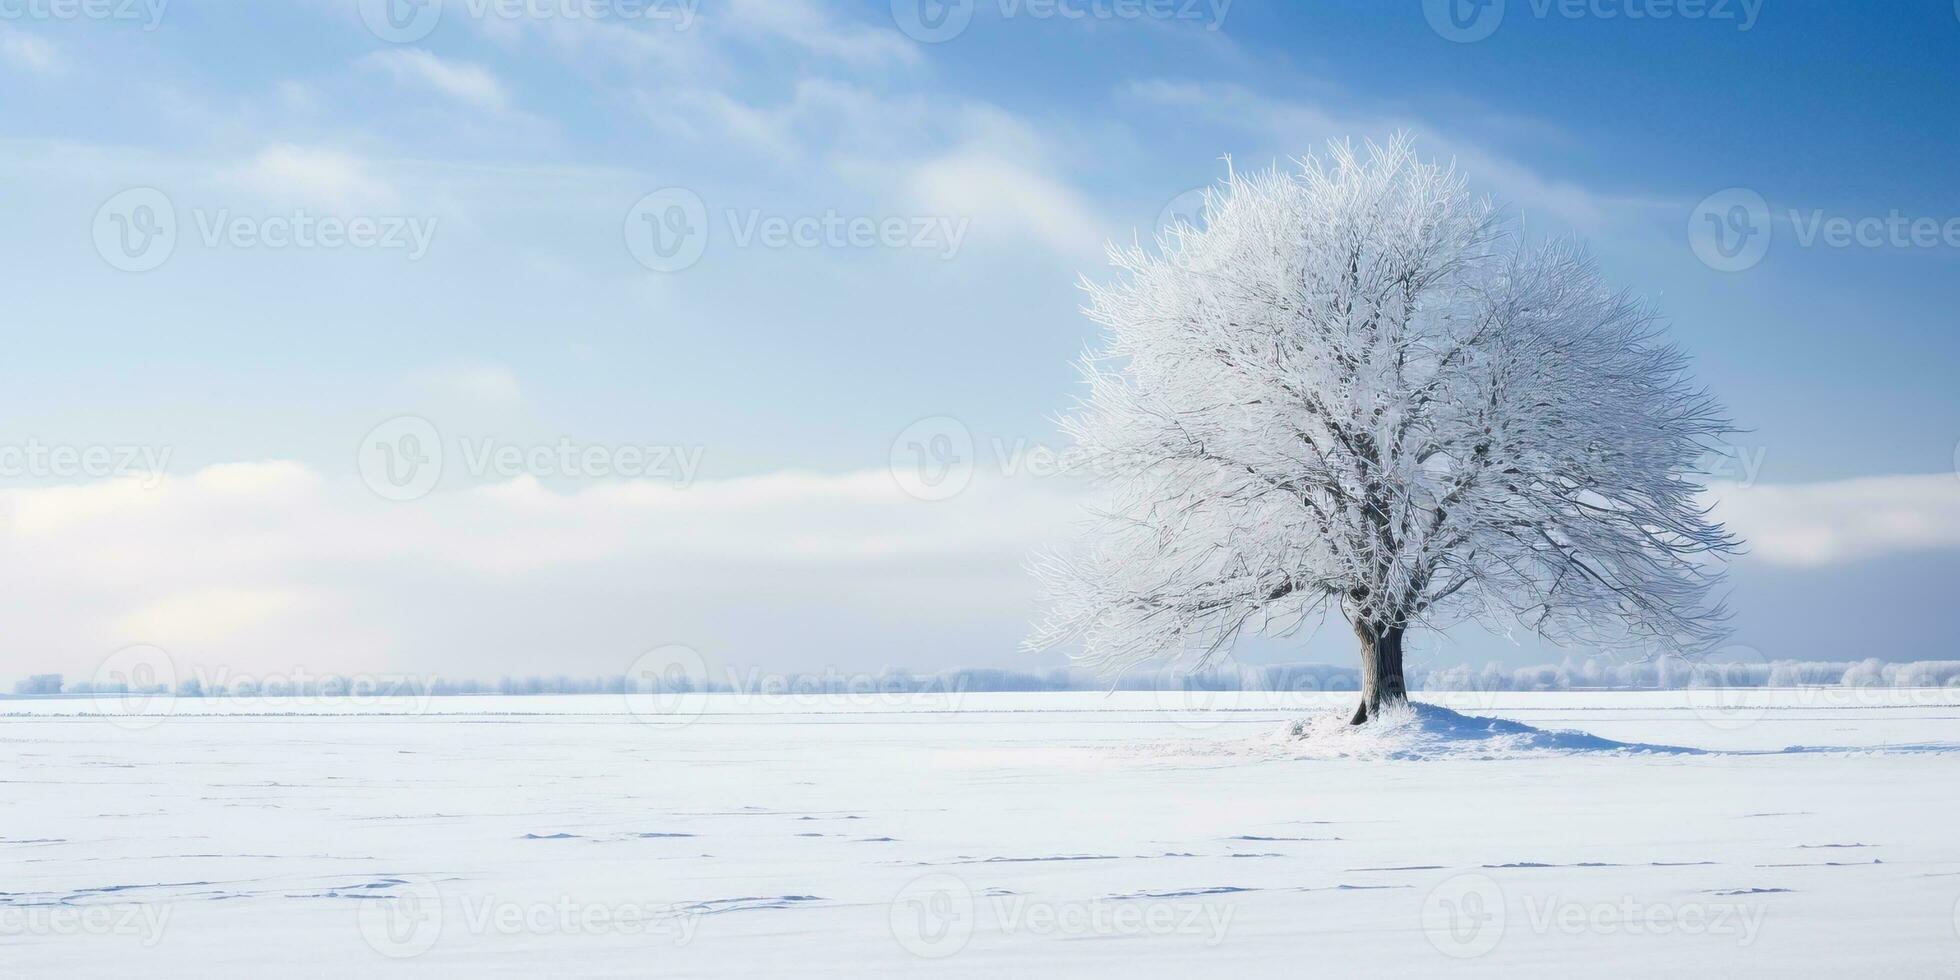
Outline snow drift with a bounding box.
[1276,702,1705,761]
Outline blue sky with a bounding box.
[2,0,1957,684]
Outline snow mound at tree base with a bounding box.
[1280,701,1704,760]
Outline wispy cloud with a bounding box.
[227,144,398,209]
[118,586,319,649]
[1122,79,1666,231]
[360,49,510,110]
[908,147,1106,259]
[0,463,1078,676]
[1710,474,1960,568]
[720,0,919,67]
[10,456,1956,678]
[0,27,60,74]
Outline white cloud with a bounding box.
[0,28,60,74]
[118,587,319,649]
[360,49,509,110]
[720,0,918,67]
[653,86,801,156]
[1710,474,1960,568]
[909,148,1107,259]
[497,0,912,68]
[648,77,931,162]
[631,72,1110,258]
[5,478,164,538]
[194,460,322,496]
[229,144,397,209]
[7,462,1960,681]
[1122,79,1651,232]
[0,462,1080,679]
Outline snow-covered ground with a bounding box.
[5,690,1959,977]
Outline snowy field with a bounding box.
[5,690,1960,977]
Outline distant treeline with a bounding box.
[12,656,1960,698]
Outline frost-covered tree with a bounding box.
[1029,137,1738,723]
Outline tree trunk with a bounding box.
[1348,623,1408,725]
